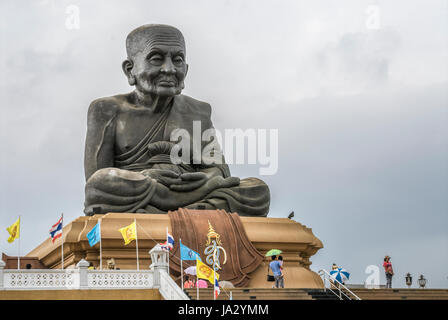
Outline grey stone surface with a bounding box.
[83,24,270,217]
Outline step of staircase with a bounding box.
[349,288,448,300]
[305,289,344,300]
[184,288,448,300]
[184,288,313,300]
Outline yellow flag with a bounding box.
[7,217,20,243]
[196,258,219,284]
[119,221,136,245]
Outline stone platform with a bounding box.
[26,213,324,288]
[0,289,162,300]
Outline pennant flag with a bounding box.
[49,216,63,243]
[196,259,219,285]
[6,217,20,243]
[180,240,201,261]
[86,222,101,247]
[161,230,175,251]
[214,278,220,299]
[119,221,136,245]
[167,231,174,247]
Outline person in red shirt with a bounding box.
[383,255,394,288]
[184,276,194,289]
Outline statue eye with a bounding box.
[173,56,184,65]
[148,54,163,64]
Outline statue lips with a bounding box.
[158,80,176,87]
[157,77,177,87]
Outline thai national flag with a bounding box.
[167,231,175,248]
[49,216,63,243]
[214,277,220,299]
[161,231,175,251]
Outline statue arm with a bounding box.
[84,99,117,181]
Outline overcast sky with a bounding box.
[1,0,447,288]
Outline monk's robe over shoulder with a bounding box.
[84,96,121,181]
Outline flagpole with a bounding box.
[61,213,64,270]
[213,249,216,301]
[166,227,169,276]
[135,219,139,271]
[99,218,102,270]
[180,238,183,291]
[18,215,21,270]
[196,259,199,300]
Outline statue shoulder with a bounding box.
[87,95,126,119]
[176,94,212,117]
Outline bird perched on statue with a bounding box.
[288,211,294,219]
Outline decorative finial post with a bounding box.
[0,260,5,288]
[149,244,169,288]
[76,259,90,289]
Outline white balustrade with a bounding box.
[87,270,153,289]
[0,268,154,291]
[2,269,79,290]
[0,246,190,300]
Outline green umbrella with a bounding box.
[265,249,282,257]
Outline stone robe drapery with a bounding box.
[168,208,264,287]
[84,94,270,216]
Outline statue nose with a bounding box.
[161,58,176,74]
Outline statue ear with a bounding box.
[122,59,135,86]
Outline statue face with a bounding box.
[130,41,188,97]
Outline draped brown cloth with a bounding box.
[168,208,264,287]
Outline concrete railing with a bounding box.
[0,261,155,291]
[159,269,189,300]
[0,244,189,300]
[318,269,361,300]
[150,243,189,300]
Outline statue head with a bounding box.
[122,24,188,98]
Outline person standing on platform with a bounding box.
[278,255,284,270]
[184,276,194,289]
[269,255,284,288]
[383,255,394,288]
[278,256,285,286]
[330,263,338,288]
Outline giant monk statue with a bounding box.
[84,24,270,217]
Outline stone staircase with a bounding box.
[184,287,448,300]
[184,288,313,300]
[349,288,448,300]
[306,289,343,300]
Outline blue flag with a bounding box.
[86,222,101,247]
[180,240,201,261]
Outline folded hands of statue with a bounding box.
[141,169,210,192]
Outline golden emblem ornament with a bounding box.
[10,226,17,238]
[198,265,212,278]
[204,220,227,271]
